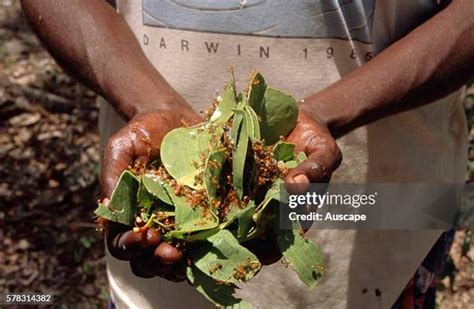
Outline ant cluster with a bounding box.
[125,118,287,240]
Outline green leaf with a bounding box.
[211,75,237,123]
[230,99,245,142]
[255,179,282,213]
[244,105,260,140]
[241,106,261,194]
[285,161,298,168]
[259,88,298,145]
[189,230,261,284]
[284,151,307,168]
[186,266,252,308]
[160,127,215,189]
[94,170,139,226]
[218,203,242,230]
[276,222,324,289]
[223,200,256,240]
[244,109,256,140]
[237,200,256,240]
[246,109,260,141]
[142,173,172,205]
[204,149,226,204]
[272,141,296,162]
[230,112,243,142]
[247,73,266,113]
[137,179,154,212]
[183,228,220,242]
[165,184,218,237]
[297,151,307,162]
[232,111,249,199]
[245,180,282,240]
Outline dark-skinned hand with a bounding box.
[285,111,342,187]
[102,107,342,275]
[246,110,342,265]
[101,108,200,281]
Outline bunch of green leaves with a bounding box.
[95,72,324,308]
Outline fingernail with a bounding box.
[293,174,309,184]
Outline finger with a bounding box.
[100,129,134,198]
[162,264,187,282]
[285,142,342,185]
[172,262,188,282]
[155,263,175,278]
[107,228,144,260]
[130,249,184,280]
[108,227,163,259]
[154,242,184,265]
[130,254,159,278]
[140,228,162,248]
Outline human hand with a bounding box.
[284,111,342,186]
[246,110,342,265]
[101,108,200,280]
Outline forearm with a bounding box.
[21,0,190,120]
[303,0,474,138]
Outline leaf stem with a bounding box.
[133,213,156,233]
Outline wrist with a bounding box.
[300,96,346,138]
[99,64,194,121]
[106,82,194,121]
[134,91,189,116]
[300,83,371,139]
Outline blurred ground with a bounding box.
[0,1,472,308]
[1,2,107,307]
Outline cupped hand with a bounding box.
[247,110,342,265]
[101,109,200,280]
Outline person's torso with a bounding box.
[100,1,468,308]
[116,0,441,110]
[102,0,467,184]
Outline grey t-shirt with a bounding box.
[99,1,467,308]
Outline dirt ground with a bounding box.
[1,2,107,307]
[1,2,472,308]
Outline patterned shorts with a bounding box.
[392,230,455,309]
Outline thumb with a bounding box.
[285,147,342,185]
[100,131,134,198]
